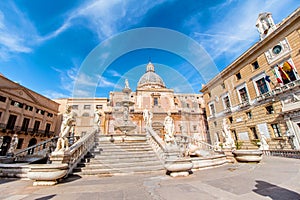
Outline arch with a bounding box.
[0,136,11,156]
[27,138,37,155]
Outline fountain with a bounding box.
[114,79,137,134]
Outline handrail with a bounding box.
[14,136,58,162]
[174,134,222,155]
[145,126,166,162]
[67,130,97,174]
[262,149,300,159]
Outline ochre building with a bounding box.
[201,8,300,149]
[0,74,59,155]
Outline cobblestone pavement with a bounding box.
[1,156,300,200]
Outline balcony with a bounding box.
[223,107,232,114]
[256,79,300,102]
[239,101,250,108]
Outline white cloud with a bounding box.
[106,69,122,77]
[43,90,69,99]
[43,0,169,41]
[185,0,299,68]
[0,3,37,60]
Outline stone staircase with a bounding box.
[73,135,164,176]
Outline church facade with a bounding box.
[106,62,209,142]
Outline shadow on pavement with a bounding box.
[0,178,19,185]
[59,174,82,184]
[35,194,56,200]
[253,180,300,200]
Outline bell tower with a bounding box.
[256,12,276,40]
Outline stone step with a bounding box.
[94,153,157,159]
[91,150,154,156]
[87,156,159,164]
[98,143,150,147]
[77,160,163,169]
[92,147,153,152]
[74,165,164,176]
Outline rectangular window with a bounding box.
[221,83,226,89]
[250,127,258,139]
[209,103,215,115]
[193,125,197,131]
[17,138,24,149]
[153,97,158,106]
[45,123,51,134]
[21,118,30,132]
[0,95,6,103]
[246,111,252,119]
[256,78,269,95]
[33,120,40,133]
[252,61,260,70]
[239,87,249,102]
[223,96,231,109]
[236,72,242,80]
[232,130,238,141]
[84,105,91,109]
[228,117,233,124]
[186,103,190,108]
[11,100,23,108]
[6,114,17,130]
[25,105,33,111]
[271,124,282,137]
[96,105,103,109]
[266,105,274,114]
[72,105,78,110]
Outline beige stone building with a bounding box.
[0,74,59,155]
[54,98,109,137]
[201,8,300,149]
[107,62,209,141]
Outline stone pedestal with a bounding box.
[232,150,263,163]
[222,148,235,163]
[164,146,193,177]
[50,150,71,164]
[28,164,68,186]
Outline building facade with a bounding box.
[54,98,109,137]
[0,74,59,155]
[201,8,300,149]
[107,62,209,141]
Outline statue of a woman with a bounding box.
[164,111,175,143]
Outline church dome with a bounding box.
[137,62,166,89]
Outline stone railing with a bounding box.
[174,134,221,156]
[67,130,97,174]
[256,79,300,102]
[145,127,166,162]
[262,149,300,159]
[14,136,58,162]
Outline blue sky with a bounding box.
[0,0,299,98]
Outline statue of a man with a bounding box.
[222,118,235,149]
[164,111,175,143]
[55,105,75,152]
